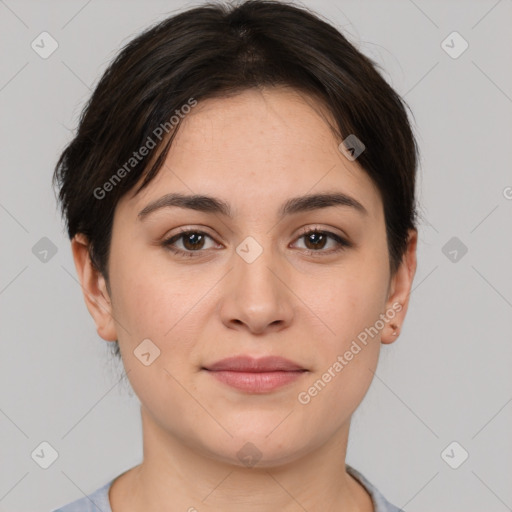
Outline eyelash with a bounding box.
[161,227,351,259]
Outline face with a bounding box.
[74,87,416,468]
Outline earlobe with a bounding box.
[381,229,418,345]
[71,233,118,342]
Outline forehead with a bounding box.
[120,87,382,221]
[169,87,345,168]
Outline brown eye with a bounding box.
[181,232,206,250]
[162,230,218,257]
[303,231,328,250]
[293,229,351,255]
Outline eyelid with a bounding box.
[295,224,348,240]
[163,225,222,245]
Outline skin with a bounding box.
[72,87,417,512]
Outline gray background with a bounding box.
[1,0,511,510]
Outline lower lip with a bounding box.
[205,370,306,393]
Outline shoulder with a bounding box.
[50,479,114,512]
[346,464,404,512]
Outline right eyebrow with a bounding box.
[138,193,232,220]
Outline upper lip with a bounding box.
[203,356,306,372]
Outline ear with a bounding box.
[381,228,418,344]
[71,233,118,342]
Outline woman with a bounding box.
[52,1,418,510]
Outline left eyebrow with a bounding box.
[280,192,368,217]
[137,191,368,221]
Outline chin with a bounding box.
[197,430,314,470]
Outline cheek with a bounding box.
[299,259,389,352]
[109,240,182,329]
[110,255,216,373]
[112,270,164,339]
[296,266,387,422]
[110,265,201,411]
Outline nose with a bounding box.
[218,242,295,335]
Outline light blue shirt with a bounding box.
[52,464,404,512]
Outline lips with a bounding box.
[203,355,306,372]
[203,356,307,393]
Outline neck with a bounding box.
[109,406,373,512]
